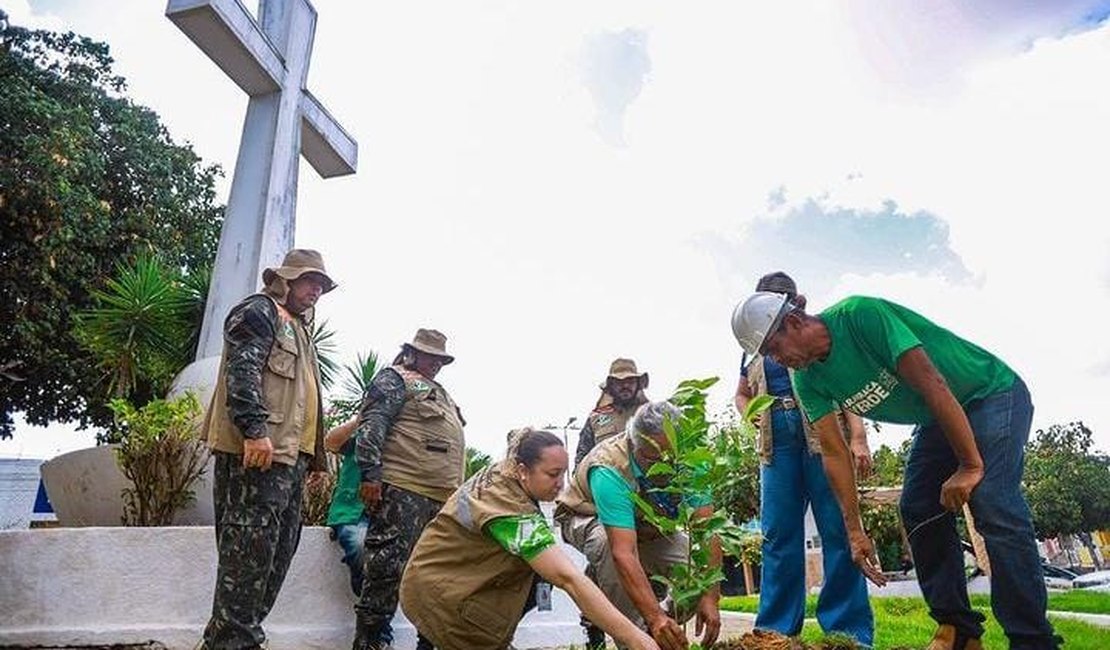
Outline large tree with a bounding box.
[0,13,223,438]
[1023,421,1110,548]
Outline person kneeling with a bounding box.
[400,428,659,650]
[556,401,722,650]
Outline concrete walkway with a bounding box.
[1045,610,1110,627]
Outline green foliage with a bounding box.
[710,401,766,527]
[724,594,1110,648]
[74,255,198,420]
[858,439,912,571]
[628,377,759,622]
[1024,421,1110,539]
[109,392,208,526]
[466,446,493,479]
[796,596,1110,650]
[310,319,341,391]
[709,395,772,569]
[738,530,764,567]
[324,351,380,429]
[0,18,222,438]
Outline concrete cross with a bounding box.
[167,0,357,360]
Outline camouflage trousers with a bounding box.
[354,483,443,638]
[202,451,309,649]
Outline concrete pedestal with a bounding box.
[0,526,588,649]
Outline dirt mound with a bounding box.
[713,629,806,650]
[713,628,900,650]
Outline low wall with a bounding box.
[0,526,587,649]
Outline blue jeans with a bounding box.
[757,417,874,646]
[333,515,394,643]
[900,378,1059,648]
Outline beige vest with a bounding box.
[380,365,466,502]
[586,398,642,447]
[748,355,841,465]
[205,295,325,470]
[400,460,538,649]
[555,433,666,540]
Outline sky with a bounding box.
[3,0,1110,461]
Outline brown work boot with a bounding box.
[925,624,983,650]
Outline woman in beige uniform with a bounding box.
[400,428,659,650]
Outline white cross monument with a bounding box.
[167,0,357,360]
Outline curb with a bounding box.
[1046,610,1110,628]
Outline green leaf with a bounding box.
[645,461,674,477]
[744,393,775,423]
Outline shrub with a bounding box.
[109,392,208,526]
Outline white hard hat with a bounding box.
[731,291,794,355]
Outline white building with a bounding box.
[0,458,54,529]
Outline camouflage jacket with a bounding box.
[354,367,408,482]
[205,293,326,469]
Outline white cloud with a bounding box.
[2,0,65,30]
[580,28,651,146]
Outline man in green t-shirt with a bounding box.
[731,293,1059,650]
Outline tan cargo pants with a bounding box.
[560,514,689,644]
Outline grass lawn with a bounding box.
[720,594,1110,649]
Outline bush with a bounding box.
[109,393,208,526]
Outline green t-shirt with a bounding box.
[588,456,711,530]
[326,450,365,526]
[486,513,557,561]
[792,296,1016,425]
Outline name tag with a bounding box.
[535,581,553,611]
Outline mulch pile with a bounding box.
[713,628,915,650]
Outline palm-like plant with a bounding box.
[310,319,342,390]
[179,264,210,362]
[465,446,493,479]
[325,351,380,428]
[74,254,190,405]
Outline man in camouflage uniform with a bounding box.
[200,249,335,649]
[574,358,649,648]
[352,329,466,650]
[575,358,650,465]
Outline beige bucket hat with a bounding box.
[402,328,454,364]
[600,358,648,389]
[262,249,337,293]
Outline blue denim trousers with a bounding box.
[331,515,369,596]
[757,414,874,647]
[900,377,1059,648]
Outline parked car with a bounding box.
[1072,569,1110,590]
[1041,563,1078,590]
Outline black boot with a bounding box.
[351,613,389,650]
[415,632,435,650]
